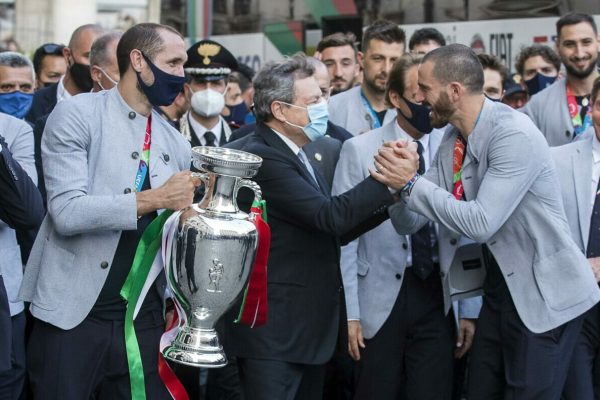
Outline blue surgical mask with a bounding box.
[0,91,33,119]
[524,73,556,96]
[400,96,433,133]
[280,100,329,141]
[136,52,186,106]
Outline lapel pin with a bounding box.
[314,153,322,161]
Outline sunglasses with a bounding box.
[40,43,63,55]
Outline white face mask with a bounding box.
[190,87,225,118]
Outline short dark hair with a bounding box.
[408,28,446,51]
[386,53,422,105]
[422,43,484,93]
[316,32,358,58]
[556,12,597,38]
[514,44,561,77]
[116,23,183,77]
[32,43,65,75]
[362,20,406,53]
[591,76,600,103]
[229,71,251,93]
[253,56,314,123]
[477,53,508,85]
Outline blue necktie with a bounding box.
[297,149,319,189]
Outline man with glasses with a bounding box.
[32,43,67,90]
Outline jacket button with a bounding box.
[100,261,109,269]
[402,243,408,250]
[450,238,457,245]
[131,151,139,159]
[395,273,402,280]
[565,130,571,137]
[128,111,136,120]
[124,188,132,194]
[163,153,170,162]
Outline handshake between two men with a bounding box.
[369,139,421,192]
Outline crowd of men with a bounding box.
[0,10,599,400]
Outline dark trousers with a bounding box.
[0,310,26,400]
[237,358,326,400]
[353,267,455,400]
[27,311,171,400]
[563,303,600,400]
[467,300,583,400]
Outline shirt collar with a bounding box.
[392,119,430,150]
[56,75,71,103]
[272,128,300,156]
[189,115,222,142]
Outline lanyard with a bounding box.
[360,90,382,129]
[134,115,152,192]
[566,85,592,137]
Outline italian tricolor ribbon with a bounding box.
[120,199,270,400]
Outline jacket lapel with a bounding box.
[573,139,593,248]
[256,124,321,192]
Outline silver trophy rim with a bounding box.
[192,146,263,178]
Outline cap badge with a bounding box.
[198,43,221,65]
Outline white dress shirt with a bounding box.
[188,115,224,146]
[56,76,72,103]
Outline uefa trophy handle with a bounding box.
[191,171,210,185]
[237,179,262,205]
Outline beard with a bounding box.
[429,91,455,128]
[563,53,599,79]
[331,78,354,95]
[364,71,388,94]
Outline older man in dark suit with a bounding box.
[224,56,407,400]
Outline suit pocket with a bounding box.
[32,240,76,311]
[533,245,592,311]
[357,259,370,277]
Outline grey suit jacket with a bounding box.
[551,129,596,253]
[328,86,396,136]
[19,88,191,329]
[0,114,37,316]
[392,99,599,333]
[333,120,479,339]
[521,78,576,147]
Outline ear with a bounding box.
[388,90,403,109]
[357,51,365,69]
[270,101,286,122]
[448,82,461,102]
[130,49,144,73]
[63,47,72,65]
[90,66,102,83]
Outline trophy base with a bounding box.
[162,327,228,368]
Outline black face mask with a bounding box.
[136,53,186,107]
[400,96,433,133]
[69,60,93,92]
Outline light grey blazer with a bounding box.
[0,113,37,316]
[551,129,596,253]
[19,88,191,330]
[521,78,576,147]
[392,99,599,333]
[333,120,479,339]
[328,86,396,136]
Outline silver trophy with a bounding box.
[163,146,263,368]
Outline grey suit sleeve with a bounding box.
[42,102,138,236]
[332,140,364,320]
[408,129,542,242]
